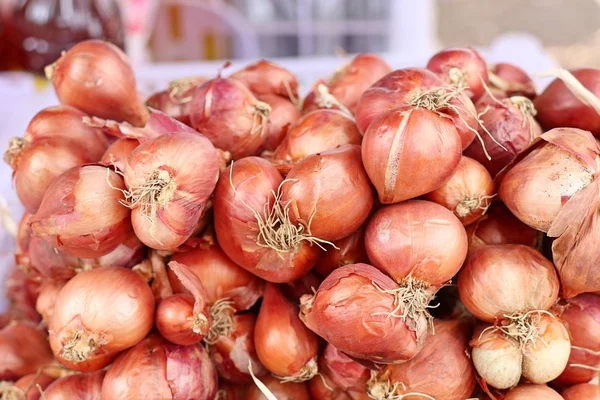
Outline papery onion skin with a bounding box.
[208,313,265,383]
[0,321,54,380]
[124,132,220,250]
[170,244,264,311]
[489,63,536,98]
[302,53,392,114]
[554,294,600,387]
[43,370,105,400]
[245,375,310,400]
[366,200,468,285]
[470,323,522,389]
[36,280,66,325]
[213,157,320,283]
[282,145,373,241]
[463,96,541,177]
[300,263,427,364]
[314,225,368,278]
[361,108,462,203]
[49,267,155,371]
[504,384,563,400]
[7,372,55,400]
[31,165,133,258]
[458,244,559,322]
[230,60,299,100]
[521,314,571,384]
[426,47,489,100]
[424,156,495,225]
[375,318,476,400]
[256,93,301,151]
[562,383,600,400]
[100,138,139,172]
[190,77,269,159]
[11,137,96,214]
[534,68,600,136]
[499,128,600,232]
[47,40,149,127]
[466,203,541,253]
[320,343,370,392]
[255,283,319,379]
[273,109,361,163]
[102,335,218,400]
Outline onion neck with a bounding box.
[123,169,177,220]
[455,195,494,219]
[274,357,318,383]
[482,310,554,351]
[61,329,101,363]
[3,137,25,169]
[448,67,467,90]
[192,313,209,335]
[204,298,236,345]
[0,382,24,400]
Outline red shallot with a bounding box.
[245,375,310,400]
[36,280,66,325]
[43,371,105,400]
[503,384,563,400]
[314,225,368,278]
[145,77,206,125]
[230,60,299,101]
[0,321,54,380]
[100,138,139,172]
[256,93,301,151]
[488,63,536,98]
[562,383,600,400]
[0,373,55,400]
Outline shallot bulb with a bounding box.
[123,132,220,250]
[46,40,149,126]
[100,138,139,172]
[0,373,55,400]
[488,63,536,98]
[102,335,217,400]
[2,266,40,325]
[256,93,301,151]
[245,375,310,400]
[471,315,570,389]
[31,165,133,258]
[458,244,559,322]
[503,384,563,400]
[0,321,54,380]
[145,77,206,125]
[207,313,266,383]
[554,294,600,387]
[361,107,462,203]
[464,95,541,177]
[365,200,468,323]
[255,283,319,382]
[272,109,361,163]
[314,225,368,278]
[36,280,66,325]
[49,267,155,371]
[318,343,370,393]
[302,53,392,114]
[156,261,212,345]
[355,68,479,149]
[534,68,600,135]
[300,263,428,364]
[368,318,476,400]
[230,60,299,101]
[499,127,600,232]
[562,383,600,400]
[424,156,495,225]
[426,47,489,100]
[190,77,271,159]
[43,371,105,400]
[213,157,320,283]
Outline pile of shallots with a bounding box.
[2,40,600,400]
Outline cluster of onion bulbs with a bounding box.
[2,39,600,400]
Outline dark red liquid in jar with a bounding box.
[1,0,125,74]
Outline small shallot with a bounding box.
[0,321,54,380]
[43,370,105,400]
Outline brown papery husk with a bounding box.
[300,263,427,364]
[145,76,207,125]
[302,53,392,115]
[534,68,600,136]
[272,109,361,163]
[562,383,600,400]
[256,93,301,151]
[46,40,149,127]
[554,294,600,386]
[213,157,321,283]
[314,225,368,278]
[426,47,489,100]
[230,59,299,101]
[498,127,600,233]
[101,335,217,400]
[190,77,270,159]
[466,203,543,255]
[424,156,495,225]
[0,321,54,381]
[123,132,220,250]
[170,243,264,311]
[255,283,319,381]
[207,313,266,384]
[43,370,105,400]
[503,384,563,400]
[281,144,373,241]
[31,165,133,258]
[488,63,537,99]
[368,317,476,400]
[245,374,310,400]
[361,107,462,204]
[548,176,600,297]
[0,372,55,400]
[464,95,542,177]
[457,244,560,322]
[355,68,478,149]
[100,138,139,172]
